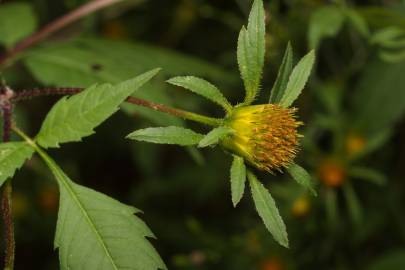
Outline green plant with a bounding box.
[0,0,316,269]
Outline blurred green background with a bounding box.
[1,0,405,269]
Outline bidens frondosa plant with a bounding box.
[221,104,301,173]
[127,0,316,247]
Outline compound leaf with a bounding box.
[40,153,167,270]
[36,69,160,148]
[0,142,34,186]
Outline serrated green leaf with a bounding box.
[167,76,232,112]
[279,50,315,108]
[308,6,344,49]
[36,69,160,148]
[248,171,288,248]
[127,126,204,146]
[198,126,233,148]
[0,142,34,186]
[230,155,246,207]
[269,42,293,103]
[0,3,37,48]
[37,150,166,270]
[237,0,265,104]
[287,163,317,196]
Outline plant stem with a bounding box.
[0,0,124,68]
[125,97,222,126]
[1,93,14,270]
[11,88,223,127]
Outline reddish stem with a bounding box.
[1,88,14,270]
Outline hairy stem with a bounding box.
[1,97,14,270]
[0,0,124,67]
[12,87,223,127]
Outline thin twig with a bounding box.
[1,87,15,270]
[0,0,123,67]
[11,87,222,126]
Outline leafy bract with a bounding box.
[127,126,204,146]
[36,69,160,148]
[198,126,233,148]
[248,171,288,247]
[279,50,315,108]
[237,0,265,104]
[269,42,293,103]
[287,163,317,196]
[38,150,166,270]
[230,155,246,207]
[0,142,34,186]
[0,2,37,48]
[167,76,232,112]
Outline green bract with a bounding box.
[127,0,316,247]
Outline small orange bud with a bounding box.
[39,187,59,213]
[102,20,127,39]
[345,133,366,156]
[221,104,301,172]
[260,257,285,270]
[291,196,311,217]
[318,159,346,187]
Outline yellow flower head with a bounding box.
[221,104,302,172]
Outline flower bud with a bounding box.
[221,104,301,172]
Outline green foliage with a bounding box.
[343,182,363,226]
[127,126,204,146]
[198,126,234,148]
[367,250,405,270]
[39,150,166,270]
[23,38,235,87]
[352,59,405,133]
[248,171,288,248]
[167,76,232,112]
[287,163,316,196]
[308,6,368,49]
[230,155,246,207]
[279,50,315,108]
[308,6,345,50]
[0,2,37,48]
[237,0,265,104]
[269,42,293,104]
[348,167,387,185]
[0,142,34,186]
[36,69,160,148]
